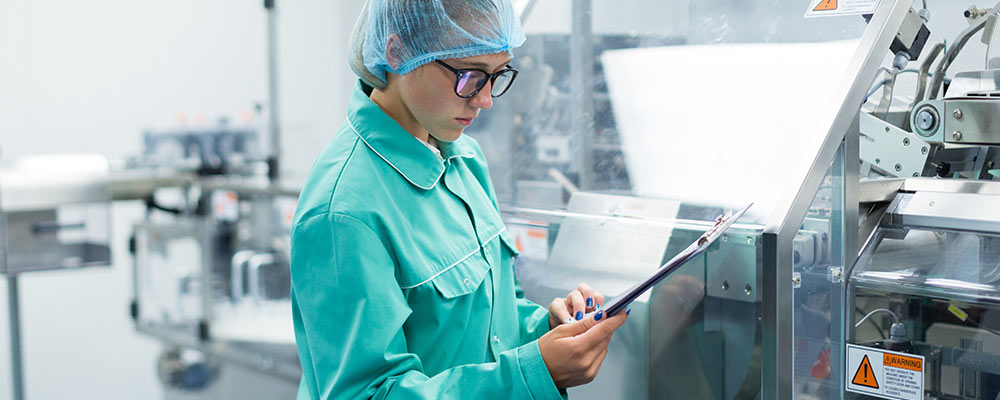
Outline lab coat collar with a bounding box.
[346,80,477,190]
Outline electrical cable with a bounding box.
[855,308,900,328]
[855,307,887,339]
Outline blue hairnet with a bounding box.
[349,0,526,89]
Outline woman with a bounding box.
[289,1,628,399]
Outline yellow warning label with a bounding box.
[852,355,880,389]
[813,0,837,11]
[948,304,969,321]
[884,353,922,372]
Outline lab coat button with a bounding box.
[493,335,500,343]
[464,278,472,287]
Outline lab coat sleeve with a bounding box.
[514,277,551,344]
[290,212,563,400]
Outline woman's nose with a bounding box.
[469,83,493,110]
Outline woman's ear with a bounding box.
[385,34,405,71]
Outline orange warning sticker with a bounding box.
[804,0,878,18]
[884,353,922,372]
[852,355,880,389]
[847,344,924,400]
[813,0,837,11]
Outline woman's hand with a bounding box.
[548,283,605,329]
[537,310,629,389]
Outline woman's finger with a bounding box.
[577,283,597,311]
[550,297,574,324]
[567,290,586,320]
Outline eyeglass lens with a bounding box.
[455,71,488,97]
[454,69,515,98]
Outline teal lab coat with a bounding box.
[290,81,563,400]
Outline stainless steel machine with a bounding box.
[466,0,1000,399]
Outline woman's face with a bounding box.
[396,52,511,142]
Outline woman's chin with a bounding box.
[432,129,464,143]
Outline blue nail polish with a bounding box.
[586,297,594,307]
[575,311,584,320]
[594,311,604,321]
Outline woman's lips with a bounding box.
[455,117,474,126]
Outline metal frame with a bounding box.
[761,0,916,398]
[571,0,595,190]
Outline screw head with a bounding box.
[875,158,881,164]
[895,163,903,172]
[722,281,729,290]
[885,126,891,133]
[903,138,910,146]
[921,146,928,155]
[953,131,963,141]
[953,108,964,119]
[913,172,920,177]
[744,284,753,296]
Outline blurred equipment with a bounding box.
[1,153,113,400]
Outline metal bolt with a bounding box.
[744,284,753,296]
[921,146,928,155]
[875,158,881,164]
[829,267,844,283]
[915,109,936,132]
[913,172,920,177]
[885,126,891,133]
[953,108,964,119]
[792,274,802,288]
[953,131,963,141]
[722,281,729,290]
[895,163,902,172]
[903,138,910,146]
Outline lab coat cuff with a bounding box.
[517,341,563,400]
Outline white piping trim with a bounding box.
[347,116,443,190]
[445,151,477,161]
[399,228,505,290]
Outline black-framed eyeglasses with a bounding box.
[434,60,519,99]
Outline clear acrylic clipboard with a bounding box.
[599,203,754,318]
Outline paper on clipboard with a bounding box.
[598,203,753,318]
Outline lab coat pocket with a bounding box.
[498,230,520,258]
[429,253,492,299]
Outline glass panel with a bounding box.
[504,198,764,399]
[133,192,297,344]
[853,228,1000,304]
[210,193,296,344]
[471,1,871,399]
[851,227,1000,399]
[792,144,847,398]
[468,0,867,225]
[134,221,207,338]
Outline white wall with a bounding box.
[0,1,362,399]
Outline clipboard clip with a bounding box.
[697,203,753,247]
